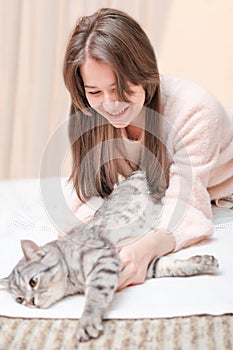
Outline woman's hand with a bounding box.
[117,236,152,290]
[117,228,175,290]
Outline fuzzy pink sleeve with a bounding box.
[158,91,224,251]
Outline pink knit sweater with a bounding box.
[159,75,233,250]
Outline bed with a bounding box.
[0,178,232,349]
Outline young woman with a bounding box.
[63,8,233,290]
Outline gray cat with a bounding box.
[0,171,219,342]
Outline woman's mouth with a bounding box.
[106,105,129,119]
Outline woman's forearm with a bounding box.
[148,228,176,259]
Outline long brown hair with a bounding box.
[63,8,168,201]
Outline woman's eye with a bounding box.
[16,296,24,304]
[87,91,101,95]
[29,275,39,288]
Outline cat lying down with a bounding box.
[0,171,219,342]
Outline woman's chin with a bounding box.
[109,121,129,128]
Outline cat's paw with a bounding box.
[189,255,219,274]
[77,315,103,342]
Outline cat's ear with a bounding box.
[0,277,9,289]
[21,240,45,261]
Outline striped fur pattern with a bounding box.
[0,171,219,342]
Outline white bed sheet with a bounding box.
[0,178,232,319]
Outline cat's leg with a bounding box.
[77,250,120,342]
[147,255,219,278]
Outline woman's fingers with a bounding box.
[117,264,135,290]
[117,249,147,290]
[117,265,146,290]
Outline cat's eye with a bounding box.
[29,275,39,288]
[16,297,24,304]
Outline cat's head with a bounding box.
[0,240,68,309]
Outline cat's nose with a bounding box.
[28,298,35,306]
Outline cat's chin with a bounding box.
[26,301,51,309]
[34,295,64,309]
[31,300,53,309]
[27,303,38,309]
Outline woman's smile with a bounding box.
[99,103,130,125]
[103,103,129,117]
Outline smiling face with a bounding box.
[80,58,146,130]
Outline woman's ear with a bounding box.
[21,240,45,261]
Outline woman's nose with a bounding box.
[102,91,117,105]
[102,92,119,113]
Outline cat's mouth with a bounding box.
[16,296,39,308]
[27,293,62,309]
[27,297,36,307]
[25,299,46,309]
[26,297,49,309]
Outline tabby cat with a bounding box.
[0,171,219,342]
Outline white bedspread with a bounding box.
[0,178,232,319]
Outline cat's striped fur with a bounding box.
[0,171,219,342]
